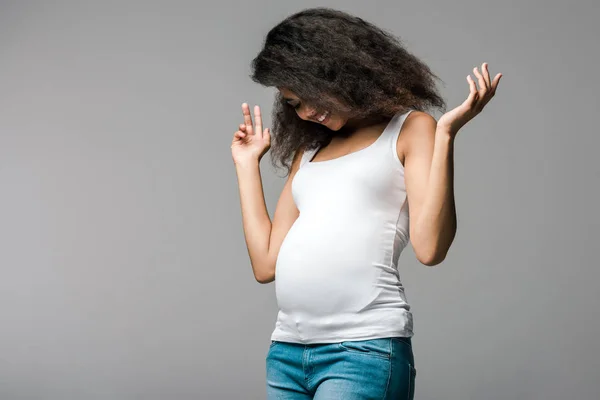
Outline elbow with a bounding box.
[415,247,447,267]
[254,266,275,284]
[255,274,274,284]
[418,255,445,266]
[413,229,455,267]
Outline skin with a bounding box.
[277,87,346,131]
[277,87,394,135]
[232,62,502,283]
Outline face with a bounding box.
[278,87,345,130]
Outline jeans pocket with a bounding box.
[391,336,412,348]
[338,338,392,359]
[408,363,417,399]
[266,340,278,361]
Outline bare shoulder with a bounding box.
[396,110,437,164]
[289,143,307,177]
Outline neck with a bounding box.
[338,114,390,137]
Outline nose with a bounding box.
[298,104,318,120]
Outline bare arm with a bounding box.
[234,146,303,283]
[401,111,457,266]
[402,63,502,266]
[232,103,303,283]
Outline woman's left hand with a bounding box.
[437,62,502,136]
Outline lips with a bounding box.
[314,110,330,123]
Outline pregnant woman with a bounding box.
[231,7,501,400]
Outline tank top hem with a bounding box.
[271,329,414,345]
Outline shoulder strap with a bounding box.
[299,145,320,168]
[389,109,415,150]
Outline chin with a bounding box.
[325,116,343,131]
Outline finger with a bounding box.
[490,73,502,94]
[242,103,254,135]
[473,66,488,92]
[466,75,479,107]
[254,105,263,139]
[239,123,246,131]
[482,63,492,88]
[234,130,246,139]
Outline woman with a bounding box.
[231,7,501,400]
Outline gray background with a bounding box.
[0,0,598,399]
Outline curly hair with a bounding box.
[250,7,447,176]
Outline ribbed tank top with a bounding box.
[271,109,415,344]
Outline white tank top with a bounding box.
[271,109,415,344]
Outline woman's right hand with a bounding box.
[231,103,271,166]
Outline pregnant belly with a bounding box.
[274,225,381,316]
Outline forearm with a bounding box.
[413,129,457,263]
[234,160,272,281]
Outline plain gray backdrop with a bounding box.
[1,0,598,399]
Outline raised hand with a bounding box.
[231,103,271,165]
[437,62,502,136]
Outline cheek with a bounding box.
[328,115,343,130]
[333,114,346,126]
[295,110,308,120]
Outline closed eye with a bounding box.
[285,99,300,108]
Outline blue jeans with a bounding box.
[266,336,416,399]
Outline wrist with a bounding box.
[234,158,261,170]
[435,126,456,142]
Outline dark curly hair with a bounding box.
[250,7,447,176]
